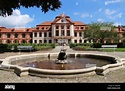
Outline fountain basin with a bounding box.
[1,53,124,78]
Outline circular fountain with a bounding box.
[1,46,124,78]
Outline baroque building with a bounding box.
[0,14,87,44]
[32,14,87,44]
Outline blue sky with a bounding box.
[0,0,125,28]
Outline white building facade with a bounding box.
[32,14,87,45]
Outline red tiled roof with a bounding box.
[37,21,52,26]
[0,26,6,29]
[0,28,35,33]
[73,21,86,25]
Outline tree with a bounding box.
[0,0,61,16]
[84,22,121,44]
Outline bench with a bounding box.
[101,45,117,51]
[17,46,34,52]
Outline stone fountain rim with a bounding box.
[1,52,124,77]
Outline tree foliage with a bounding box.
[84,22,121,43]
[0,0,61,16]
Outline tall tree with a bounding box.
[0,0,61,16]
[84,22,121,44]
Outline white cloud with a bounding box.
[81,13,89,18]
[104,9,123,20]
[97,18,104,22]
[75,2,79,5]
[116,13,123,18]
[113,22,122,26]
[73,12,90,18]
[98,8,102,12]
[73,12,80,15]
[105,0,121,5]
[105,9,117,16]
[0,9,33,28]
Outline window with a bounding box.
[49,40,52,43]
[49,32,51,37]
[26,29,29,32]
[76,27,79,30]
[34,33,37,37]
[44,40,47,43]
[56,26,59,29]
[39,32,42,37]
[36,27,39,30]
[30,34,32,37]
[12,29,14,32]
[74,32,77,37]
[67,30,70,36]
[7,40,10,43]
[21,40,25,43]
[79,32,82,37]
[15,34,18,38]
[75,40,77,43]
[39,40,42,43]
[79,39,82,43]
[22,34,25,38]
[68,39,71,43]
[61,26,64,29]
[42,27,44,30]
[67,26,70,29]
[44,32,47,37]
[61,30,65,36]
[81,27,84,30]
[56,30,59,36]
[7,33,10,38]
[34,40,37,43]
[46,27,49,30]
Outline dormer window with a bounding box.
[12,29,14,32]
[26,29,29,32]
[76,27,79,30]
[46,27,49,30]
[36,27,39,30]
[42,27,44,30]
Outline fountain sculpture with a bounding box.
[55,47,69,64]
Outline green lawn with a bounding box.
[99,48,125,52]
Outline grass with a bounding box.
[99,48,125,52]
[72,46,125,52]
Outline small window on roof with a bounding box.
[26,29,29,32]
[12,29,14,32]
[36,27,39,30]
[42,27,44,30]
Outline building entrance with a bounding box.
[57,39,68,45]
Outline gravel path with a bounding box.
[0,47,125,83]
